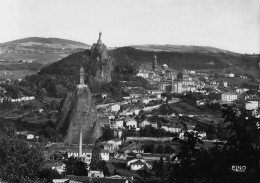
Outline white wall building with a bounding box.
[111,104,121,112]
[245,101,259,110]
[125,118,137,128]
[221,93,237,102]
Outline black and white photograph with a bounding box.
[0,0,260,183]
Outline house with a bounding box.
[130,93,141,99]
[88,170,104,178]
[67,148,92,165]
[101,93,108,99]
[125,118,137,129]
[196,100,206,106]
[223,81,228,87]
[139,120,151,128]
[221,93,237,102]
[112,120,124,129]
[113,129,123,139]
[111,104,121,112]
[225,73,234,78]
[127,158,152,171]
[131,143,144,154]
[236,88,249,94]
[66,175,131,183]
[137,70,149,78]
[100,149,110,161]
[142,98,150,105]
[130,160,146,171]
[150,122,158,129]
[107,138,122,150]
[161,124,182,133]
[103,143,114,152]
[17,131,34,140]
[245,101,259,110]
[91,175,131,183]
[52,179,69,183]
[43,162,66,174]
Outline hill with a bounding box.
[1,37,89,47]
[0,37,90,65]
[0,37,91,79]
[111,47,260,79]
[25,47,152,100]
[131,44,238,55]
[111,47,229,70]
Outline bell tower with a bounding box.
[80,65,84,85]
[152,55,158,72]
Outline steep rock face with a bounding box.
[56,84,102,145]
[90,33,113,83]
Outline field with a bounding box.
[0,69,36,79]
[0,52,69,64]
[0,52,71,79]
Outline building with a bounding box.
[131,143,144,154]
[221,93,238,102]
[172,81,183,93]
[139,120,151,128]
[107,138,122,150]
[112,120,124,129]
[152,55,158,72]
[150,122,158,129]
[137,70,149,78]
[88,170,104,178]
[111,104,121,112]
[223,81,228,87]
[80,65,84,84]
[100,149,110,161]
[17,131,34,140]
[130,93,141,99]
[44,162,66,174]
[225,73,235,78]
[245,101,259,110]
[162,64,168,70]
[159,81,172,91]
[125,118,138,128]
[67,148,92,164]
[236,88,249,94]
[161,124,182,133]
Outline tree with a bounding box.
[143,143,155,153]
[50,100,59,110]
[165,145,173,154]
[38,168,62,182]
[0,99,15,110]
[156,144,165,154]
[39,88,47,97]
[153,157,166,179]
[102,160,109,177]
[89,143,103,171]
[0,125,44,183]
[55,84,68,98]
[101,125,114,141]
[64,157,88,176]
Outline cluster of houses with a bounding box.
[0,96,35,103]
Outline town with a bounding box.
[0,0,260,183]
[0,32,260,183]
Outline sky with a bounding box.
[0,0,260,54]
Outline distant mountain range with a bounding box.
[0,37,259,80]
